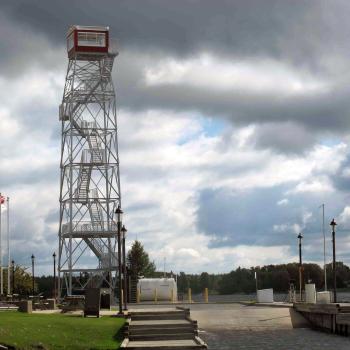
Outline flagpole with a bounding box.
[7,197,10,296]
[0,193,3,296]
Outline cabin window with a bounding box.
[77,32,106,47]
[67,32,74,51]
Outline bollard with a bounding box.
[154,288,158,303]
[171,288,174,303]
[136,288,141,303]
[121,289,124,305]
[204,288,208,303]
[19,300,32,313]
[47,298,56,310]
[188,288,192,303]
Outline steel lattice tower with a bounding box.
[58,26,121,297]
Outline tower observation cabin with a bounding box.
[67,25,115,59]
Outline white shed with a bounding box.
[138,278,177,302]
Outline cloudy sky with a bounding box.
[1,0,350,275]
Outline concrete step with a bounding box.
[129,320,198,332]
[129,333,196,341]
[123,308,207,349]
[131,313,187,321]
[128,327,196,336]
[130,310,187,316]
[128,320,194,330]
[122,338,207,349]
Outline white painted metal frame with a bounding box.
[58,46,120,298]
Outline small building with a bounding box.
[138,278,178,302]
[67,25,110,59]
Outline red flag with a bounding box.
[0,195,5,205]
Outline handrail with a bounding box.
[62,221,117,234]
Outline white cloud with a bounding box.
[144,54,330,96]
[273,223,301,234]
[277,198,289,206]
[339,206,350,226]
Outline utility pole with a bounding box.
[330,219,337,303]
[31,254,35,296]
[7,197,10,296]
[121,225,128,311]
[164,257,166,278]
[0,193,3,296]
[320,204,327,291]
[11,260,15,295]
[53,252,56,299]
[116,206,123,315]
[298,233,303,302]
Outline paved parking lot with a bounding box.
[201,328,350,350]
[189,304,350,349]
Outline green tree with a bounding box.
[199,272,209,291]
[177,272,188,293]
[4,265,35,295]
[127,240,156,278]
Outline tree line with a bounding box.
[9,240,350,296]
[177,262,350,295]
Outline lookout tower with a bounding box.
[58,25,121,298]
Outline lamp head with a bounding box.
[330,218,337,228]
[115,205,123,222]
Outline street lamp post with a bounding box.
[53,252,56,299]
[330,218,337,303]
[115,206,123,315]
[298,233,303,302]
[121,225,128,311]
[11,260,15,295]
[31,254,35,296]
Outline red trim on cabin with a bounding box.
[67,28,109,58]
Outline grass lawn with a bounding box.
[0,312,125,350]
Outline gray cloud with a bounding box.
[331,154,350,192]
[196,185,347,256]
[0,1,315,59]
[1,1,350,145]
[252,122,317,154]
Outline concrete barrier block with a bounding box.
[47,299,56,309]
[317,291,332,304]
[305,284,316,304]
[257,289,274,303]
[19,300,32,313]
